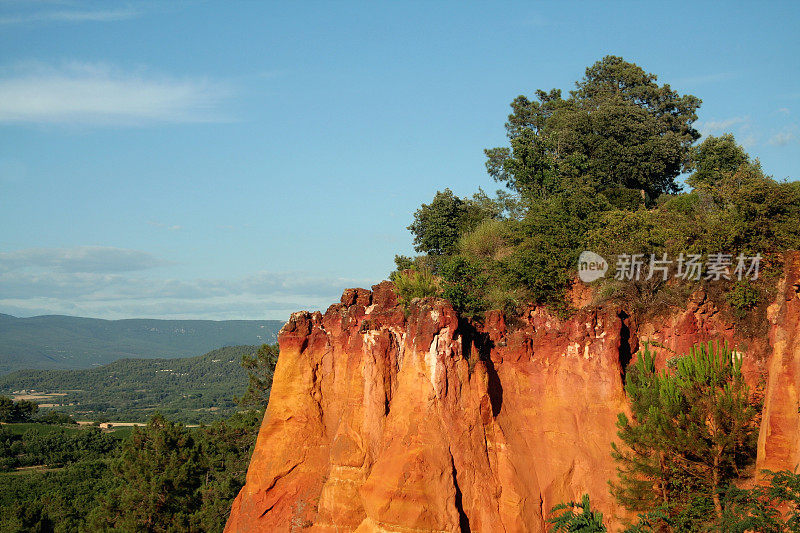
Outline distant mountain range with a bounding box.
[0,313,284,374]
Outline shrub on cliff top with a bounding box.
[392,268,440,310]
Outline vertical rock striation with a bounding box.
[758,253,800,474]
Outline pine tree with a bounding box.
[237,343,279,408]
[611,341,758,530]
[89,414,204,532]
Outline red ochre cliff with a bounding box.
[226,254,800,532]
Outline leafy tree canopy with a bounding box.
[408,188,500,256]
[688,133,752,189]
[237,343,279,409]
[0,395,38,423]
[485,56,701,200]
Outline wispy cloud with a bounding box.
[0,246,374,320]
[0,246,168,273]
[0,62,233,125]
[0,0,142,26]
[148,221,183,231]
[696,116,748,136]
[0,7,139,25]
[768,129,796,147]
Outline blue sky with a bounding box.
[1,1,798,320]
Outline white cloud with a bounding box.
[741,134,758,149]
[0,245,167,273]
[768,130,796,146]
[0,295,308,321]
[696,116,748,136]
[0,247,375,320]
[0,62,233,125]
[148,221,183,231]
[0,7,140,25]
[778,107,791,115]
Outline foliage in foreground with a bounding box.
[548,494,606,532]
[86,410,262,532]
[550,472,800,533]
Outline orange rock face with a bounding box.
[226,257,800,532]
[757,253,800,474]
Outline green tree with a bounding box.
[439,255,488,317]
[0,395,12,422]
[0,396,38,422]
[89,414,204,532]
[486,56,701,200]
[688,133,750,189]
[611,342,758,530]
[237,343,279,409]
[548,494,606,532]
[191,410,263,531]
[408,189,498,256]
[501,187,609,309]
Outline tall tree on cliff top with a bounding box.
[611,342,757,530]
[485,56,702,200]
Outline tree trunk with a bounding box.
[712,455,722,519]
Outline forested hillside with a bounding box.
[0,345,258,423]
[0,313,282,373]
[0,344,279,532]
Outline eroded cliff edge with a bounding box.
[226,254,800,532]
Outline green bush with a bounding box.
[393,269,440,309]
[726,281,761,314]
[485,285,525,316]
[459,218,509,261]
[439,256,487,317]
